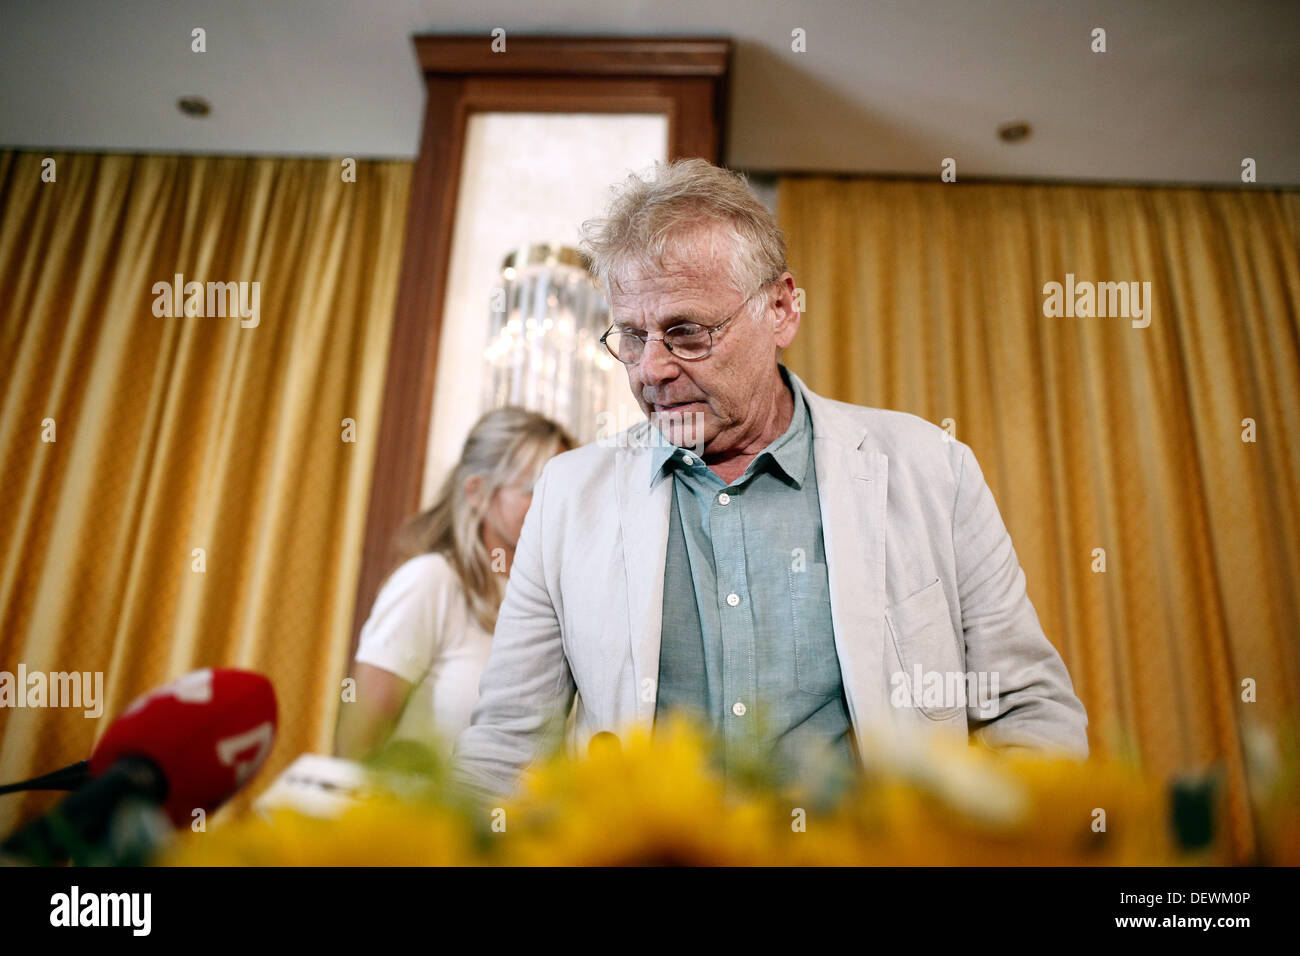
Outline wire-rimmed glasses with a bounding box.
[599,285,767,365]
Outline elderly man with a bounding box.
[453,158,1088,802]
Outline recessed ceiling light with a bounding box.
[997,120,1031,143]
[177,96,211,118]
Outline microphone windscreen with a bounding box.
[89,668,277,825]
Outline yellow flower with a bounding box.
[498,715,782,866]
[157,719,1180,866]
[780,733,1171,866]
[160,799,476,867]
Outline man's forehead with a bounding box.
[612,254,718,287]
[610,226,735,285]
[607,266,740,326]
[609,267,718,297]
[607,280,733,328]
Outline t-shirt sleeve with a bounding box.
[352,555,451,684]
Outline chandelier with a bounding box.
[481,244,617,442]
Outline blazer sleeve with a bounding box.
[450,462,576,802]
[950,440,1091,759]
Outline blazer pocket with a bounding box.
[886,578,964,721]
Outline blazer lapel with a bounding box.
[613,425,673,728]
[793,372,892,742]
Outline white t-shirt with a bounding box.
[352,552,494,752]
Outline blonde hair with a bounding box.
[579,157,787,297]
[394,408,574,633]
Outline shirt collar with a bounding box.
[648,364,811,488]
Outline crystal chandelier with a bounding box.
[481,244,616,442]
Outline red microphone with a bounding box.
[2,668,277,862]
[89,667,277,826]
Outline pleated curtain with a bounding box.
[778,177,1300,861]
[0,151,411,832]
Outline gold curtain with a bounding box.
[0,151,410,832]
[779,177,1300,861]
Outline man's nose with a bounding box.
[637,337,679,383]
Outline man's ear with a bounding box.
[771,272,801,349]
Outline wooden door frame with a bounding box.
[350,35,731,654]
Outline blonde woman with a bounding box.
[335,407,574,761]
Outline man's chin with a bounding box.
[648,409,711,452]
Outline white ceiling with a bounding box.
[1,0,1297,185]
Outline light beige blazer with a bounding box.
[453,369,1089,798]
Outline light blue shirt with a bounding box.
[652,365,856,801]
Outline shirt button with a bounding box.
[682,455,695,466]
[718,492,731,505]
[732,701,747,717]
[726,593,740,607]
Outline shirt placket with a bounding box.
[710,480,759,781]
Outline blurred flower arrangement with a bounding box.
[160,715,1298,867]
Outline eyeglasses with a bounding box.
[599,286,768,366]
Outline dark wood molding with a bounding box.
[414,35,731,77]
[349,35,731,658]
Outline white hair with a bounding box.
[579,158,788,299]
